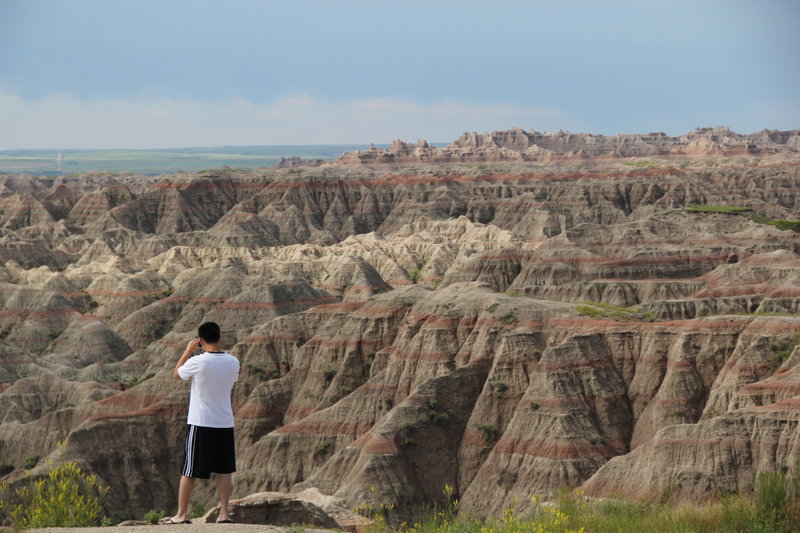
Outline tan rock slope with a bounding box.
[0,128,798,521]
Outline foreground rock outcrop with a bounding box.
[0,128,799,522]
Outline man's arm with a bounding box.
[173,338,201,380]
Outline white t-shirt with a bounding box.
[178,351,240,428]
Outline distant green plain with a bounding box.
[0,145,376,175]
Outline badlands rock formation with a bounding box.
[334,126,800,165]
[0,128,798,521]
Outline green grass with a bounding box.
[682,204,753,214]
[751,215,800,233]
[621,159,659,168]
[675,205,800,234]
[576,301,654,321]
[361,467,800,533]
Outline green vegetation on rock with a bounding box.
[363,467,800,533]
[675,205,800,233]
[0,461,108,528]
[576,301,654,321]
[144,509,165,524]
[769,332,800,371]
[682,204,753,214]
[621,159,659,168]
[23,455,40,470]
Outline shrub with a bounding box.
[498,310,517,325]
[249,364,269,381]
[84,293,100,310]
[490,381,509,394]
[0,462,13,476]
[321,367,337,382]
[0,461,108,528]
[449,206,467,218]
[421,399,451,426]
[190,502,205,519]
[399,421,417,446]
[23,455,40,470]
[315,442,334,456]
[144,509,165,524]
[477,423,499,445]
[755,470,788,526]
[769,333,800,371]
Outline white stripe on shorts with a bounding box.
[182,425,197,477]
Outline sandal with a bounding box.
[164,518,192,524]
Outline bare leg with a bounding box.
[173,476,195,522]
[217,473,233,521]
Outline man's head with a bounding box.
[197,322,221,345]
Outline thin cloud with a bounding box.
[0,92,573,150]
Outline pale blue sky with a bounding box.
[1,0,798,149]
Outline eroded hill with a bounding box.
[0,128,799,520]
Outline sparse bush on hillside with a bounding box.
[477,423,499,445]
[321,367,337,382]
[489,381,509,394]
[399,421,417,446]
[0,461,108,528]
[769,332,800,371]
[498,310,517,325]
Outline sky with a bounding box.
[0,0,798,149]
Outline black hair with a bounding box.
[198,322,221,343]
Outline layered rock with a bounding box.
[333,127,800,165]
[0,132,798,522]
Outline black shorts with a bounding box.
[181,425,236,479]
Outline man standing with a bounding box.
[169,322,240,524]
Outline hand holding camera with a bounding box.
[186,337,203,354]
